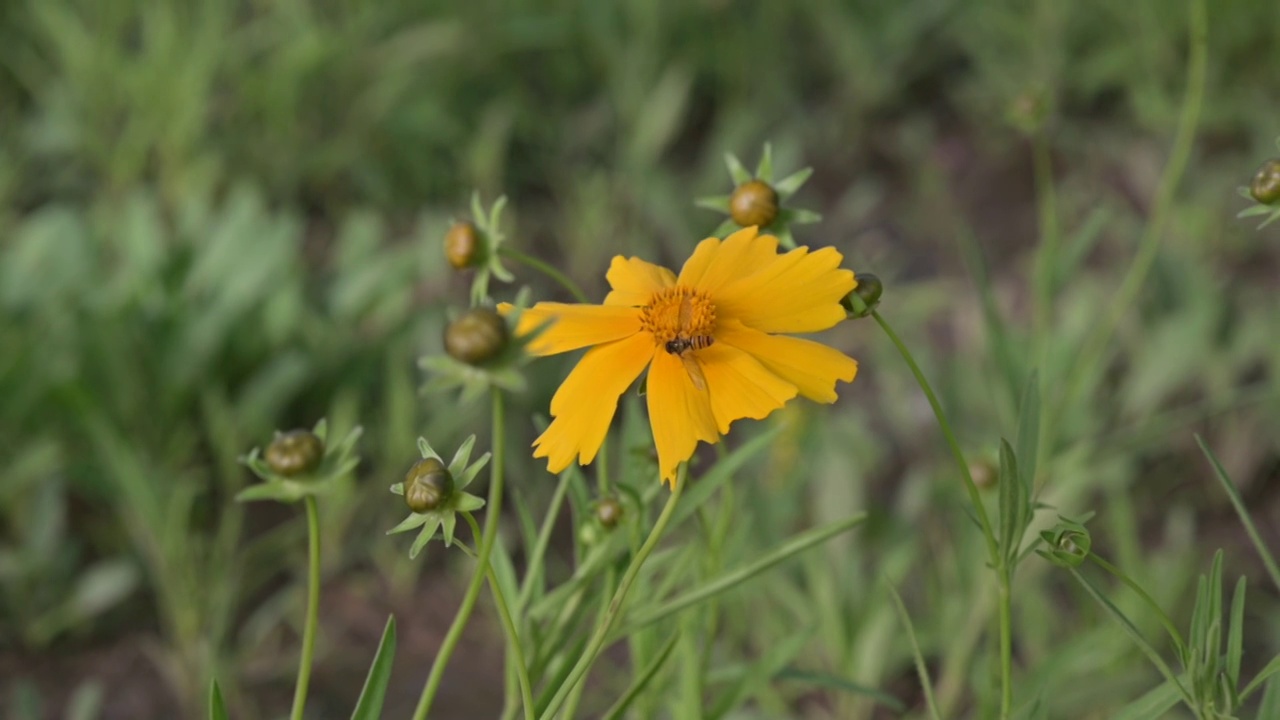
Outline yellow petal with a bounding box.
[505,302,641,356]
[713,246,854,334]
[716,320,857,403]
[697,342,797,433]
[647,350,720,485]
[603,256,677,306]
[678,226,779,294]
[533,332,655,473]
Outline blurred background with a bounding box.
[1,0,1278,718]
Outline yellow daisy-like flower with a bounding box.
[505,226,858,486]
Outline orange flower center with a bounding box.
[640,286,716,352]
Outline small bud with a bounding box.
[594,497,624,529]
[404,458,454,513]
[444,221,482,269]
[265,430,324,477]
[841,272,883,318]
[444,308,509,365]
[1250,159,1280,205]
[729,179,779,228]
[969,458,997,490]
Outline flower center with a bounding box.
[640,286,716,354]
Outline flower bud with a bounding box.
[841,273,883,318]
[969,457,997,490]
[594,497,624,529]
[265,430,324,477]
[444,308,509,365]
[1250,159,1280,205]
[729,179,779,228]
[404,458,454,513]
[444,221,482,269]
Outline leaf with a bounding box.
[417,437,442,462]
[755,142,774,182]
[600,632,680,720]
[350,616,397,720]
[724,152,751,185]
[1195,435,1280,592]
[1110,680,1182,720]
[774,669,904,712]
[694,195,732,213]
[616,513,867,635]
[1015,370,1040,497]
[447,435,476,475]
[1227,576,1246,691]
[669,428,781,529]
[996,438,1024,566]
[209,679,229,720]
[885,580,940,719]
[774,167,813,198]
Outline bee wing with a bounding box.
[680,354,707,393]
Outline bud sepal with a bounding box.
[388,435,490,559]
[238,419,363,504]
[420,289,538,404]
[450,192,516,306]
[695,142,820,249]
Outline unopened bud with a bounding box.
[444,309,509,365]
[265,430,324,477]
[729,180,779,228]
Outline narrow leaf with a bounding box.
[1110,680,1182,720]
[724,153,751,185]
[1228,576,1245,691]
[350,616,397,720]
[885,580,942,719]
[755,142,774,181]
[209,680,229,720]
[600,632,680,720]
[1196,435,1280,592]
[1015,369,1040,496]
[774,167,813,198]
[774,669,904,712]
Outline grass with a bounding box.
[1,0,1279,718]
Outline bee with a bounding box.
[665,335,713,392]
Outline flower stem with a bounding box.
[289,496,321,720]
[500,246,590,303]
[870,309,1012,717]
[537,467,687,720]
[462,513,537,720]
[412,391,507,720]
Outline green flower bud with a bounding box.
[404,458,454,513]
[594,497,624,529]
[444,308,509,365]
[445,221,482,269]
[841,273,883,318]
[265,430,324,477]
[1250,159,1280,205]
[730,179,779,228]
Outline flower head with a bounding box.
[502,227,858,485]
[388,435,490,558]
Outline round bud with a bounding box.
[265,430,324,477]
[841,273,884,318]
[729,180,780,228]
[404,458,454,513]
[969,457,997,490]
[443,309,509,365]
[1250,159,1280,205]
[594,497,624,529]
[444,221,482,269]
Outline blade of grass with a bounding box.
[600,632,680,720]
[885,579,942,720]
[1195,435,1280,592]
[350,616,397,720]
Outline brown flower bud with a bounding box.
[444,221,482,269]
[729,180,779,228]
[594,497,624,529]
[444,309,508,365]
[265,430,325,477]
[404,458,454,513]
[1250,159,1280,205]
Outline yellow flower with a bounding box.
[503,227,858,486]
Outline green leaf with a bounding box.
[1258,674,1280,718]
[1015,370,1040,496]
[774,167,813,198]
[455,453,491,489]
[724,152,751,185]
[780,207,821,225]
[708,629,811,720]
[1227,576,1245,691]
[447,435,477,475]
[616,513,866,635]
[1196,435,1280,592]
[996,438,1023,566]
[755,142,774,182]
[350,616,396,720]
[209,679,229,720]
[1240,654,1280,700]
[694,195,732,213]
[774,669,904,712]
[409,516,442,558]
[417,437,442,462]
[1110,680,1182,720]
[885,580,941,719]
[600,632,680,720]
[386,512,429,535]
[670,428,782,529]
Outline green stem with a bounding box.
[1088,553,1187,658]
[412,391,507,720]
[1031,130,1059,459]
[516,468,574,613]
[870,309,1012,717]
[500,246,590,303]
[1055,0,1207,417]
[871,310,997,559]
[289,496,321,720]
[538,467,688,720]
[462,513,537,720]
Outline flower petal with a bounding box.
[533,332,655,473]
[502,302,641,356]
[713,246,854,334]
[716,320,857,403]
[603,256,677,306]
[677,227,778,294]
[697,342,797,433]
[646,351,720,485]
